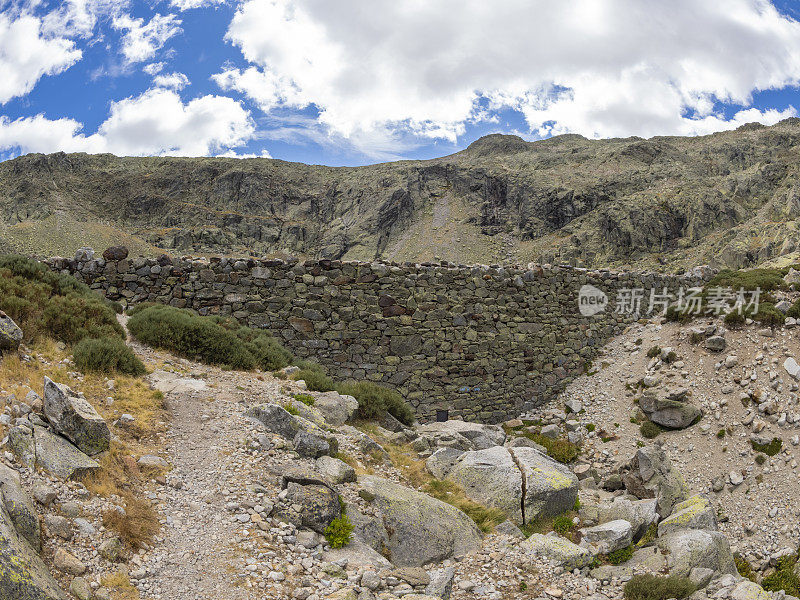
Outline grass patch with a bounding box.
[100,571,140,600]
[292,368,336,392]
[293,393,315,406]
[552,514,575,536]
[102,492,160,549]
[751,437,782,456]
[128,305,292,371]
[735,554,758,582]
[73,337,146,376]
[0,254,123,344]
[706,267,789,292]
[606,544,634,565]
[623,574,696,600]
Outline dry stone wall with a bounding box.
[46,253,700,423]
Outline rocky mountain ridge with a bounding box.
[4,118,800,271]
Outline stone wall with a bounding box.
[45,252,700,423]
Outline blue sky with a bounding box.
[2,0,800,166]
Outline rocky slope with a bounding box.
[4,118,800,270]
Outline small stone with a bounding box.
[54,548,87,575]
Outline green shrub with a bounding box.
[646,346,661,359]
[324,515,354,549]
[751,437,782,456]
[607,544,634,565]
[665,305,692,323]
[762,555,800,596]
[623,574,696,600]
[639,421,662,439]
[528,434,580,463]
[126,302,158,316]
[752,302,785,327]
[735,554,758,582]
[755,453,767,465]
[552,514,574,536]
[724,310,746,328]
[73,337,146,376]
[716,429,726,438]
[706,268,787,292]
[128,305,292,371]
[0,254,124,344]
[335,380,415,425]
[293,369,336,392]
[788,298,800,319]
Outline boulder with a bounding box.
[596,497,658,541]
[357,475,482,566]
[315,456,356,484]
[280,465,332,490]
[512,447,579,523]
[0,464,41,552]
[322,539,392,569]
[579,519,633,554]
[639,392,701,429]
[32,426,100,481]
[425,447,464,479]
[657,495,718,538]
[417,420,505,451]
[284,483,341,534]
[425,566,455,600]
[313,392,359,426]
[0,501,67,599]
[245,404,301,439]
[7,426,36,468]
[495,520,525,539]
[445,446,524,523]
[102,246,129,261]
[0,311,23,353]
[704,336,727,353]
[43,378,110,456]
[293,431,331,458]
[521,533,593,568]
[657,529,737,577]
[621,446,688,517]
[74,247,94,261]
[729,580,772,600]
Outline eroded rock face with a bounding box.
[621,446,688,517]
[357,476,482,567]
[43,378,109,456]
[657,529,737,577]
[657,495,718,538]
[512,447,579,524]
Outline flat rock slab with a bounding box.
[33,426,100,481]
[148,370,208,395]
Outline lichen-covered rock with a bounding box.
[0,501,67,599]
[357,475,482,566]
[283,483,340,533]
[621,446,688,517]
[512,446,579,523]
[0,464,41,553]
[7,427,35,468]
[729,580,772,600]
[657,495,718,538]
[43,377,109,456]
[595,497,658,541]
[32,426,100,481]
[521,533,593,568]
[445,446,524,523]
[640,392,702,429]
[657,529,737,577]
[293,431,331,458]
[0,311,22,354]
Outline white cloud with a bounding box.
[169,0,227,10]
[153,71,190,90]
[143,61,165,75]
[41,0,129,38]
[215,148,272,158]
[112,12,181,64]
[217,0,800,152]
[0,88,255,157]
[0,12,82,104]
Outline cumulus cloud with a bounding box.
[153,71,190,90]
[0,12,82,104]
[113,12,181,63]
[217,0,800,150]
[0,88,255,156]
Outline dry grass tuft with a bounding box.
[100,571,140,600]
[102,492,160,549]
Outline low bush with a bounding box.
[706,267,788,292]
[623,574,695,600]
[324,514,354,549]
[752,302,785,327]
[0,254,124,344]
[293,393,315,406]
[788,298,800,319]
[73,337,146,376]
[293,368,336,392]
[552,514,574,536]
[128,305,292,371]
[529,434,580,463]
[724,310,746,328]
[102,493,160,549]
[735,554,758,582]
[646,346,661,359]
[607,544,634,565]
[639,421,662,439]
[335,380,415,426]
